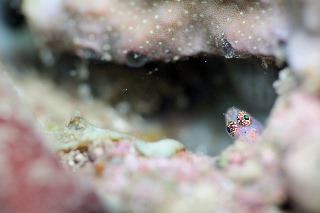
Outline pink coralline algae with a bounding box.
[22,0,288,66]
[0,67,108,213]
[265,91,320,213]
[54,112,285,213]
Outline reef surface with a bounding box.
[23,0,287,66]
[2,0,320,212]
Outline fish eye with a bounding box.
[237,111,252,126]
[226,121,237,137]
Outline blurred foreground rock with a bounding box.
[0,66,108,213]
[265,91,320,213]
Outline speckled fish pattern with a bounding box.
[225,107,264,143]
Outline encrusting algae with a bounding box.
[54,111,185,158]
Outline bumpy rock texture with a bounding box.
[0,66,108,213]
[265,91,320,213]
[286,0,320,94]
[3,0,320,212]
[53,112,285,213]
[23,0,287,66]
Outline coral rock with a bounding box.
[0,66,108,213]
[266,91,320,212]
[22,0,287,65]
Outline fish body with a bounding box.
[225,107,264,142]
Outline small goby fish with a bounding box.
[224,107,264,142]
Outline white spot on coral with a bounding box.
[106,25,113,31]
[102,53,112,61]
[103,44,110,51]
[173,55,180,60]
